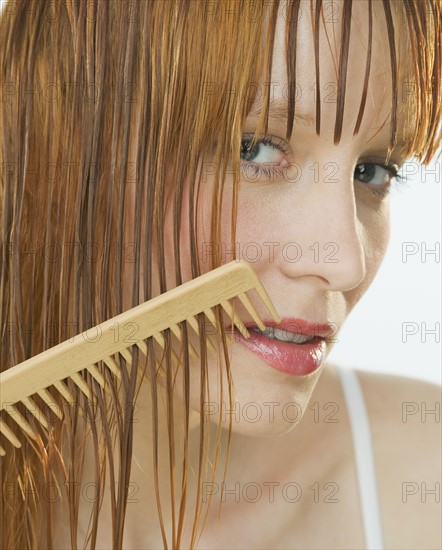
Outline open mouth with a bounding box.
[249,326,319,344]
[229,324,328,376]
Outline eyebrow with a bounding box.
[247,98,315,127]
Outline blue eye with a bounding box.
[241,136,289,163]
[354,163,404,197]
[240,135,291,180]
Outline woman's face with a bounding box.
[139,0,408,436]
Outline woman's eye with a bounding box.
[239,135,292,182]
[353,162,404,198]
[354,163,399,189]
[240,136,288,165]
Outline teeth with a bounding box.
[251,326,315,344]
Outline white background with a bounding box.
[1,0,440,385]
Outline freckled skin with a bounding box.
[100,1,413,548]
[146,0,394,438]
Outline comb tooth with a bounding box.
[36,389,63,419]
[144,328,198,362]
[151,341,187,375]
[0,418,21,448]
[6,406,37,439]
[186,315,200,335]
[119,347,133,367]
[168,323,183,343]
[204,309,226,354]
[87,365,106,388]
[22,397,49,429]
[186,316,217,353]
[170,323,197,355]
[53,380,75,403]
[237,292,265,331]
[0,445,5,456]
[70,373,92,400]
[151,332,165,349]
[170,323,199,360]
[254,286,281,323]
[136,340,148,356]
[102,356,122,380]
[203,308,217,327]
[207,306,234,345]
[220,300,250,339]
[203,307,221,347]
[151,331,177,360]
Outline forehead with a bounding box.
[262,0,409,149]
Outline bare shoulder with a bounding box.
[355,369,442,550]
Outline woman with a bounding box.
[0,0,440,548]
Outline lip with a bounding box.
[243,318,335,339]
[228,318,333,376]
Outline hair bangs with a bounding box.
[283,0,441,163]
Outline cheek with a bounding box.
[348,201,391,308]
[364,202,390,280]
[170,173,282,276]
[162,177,235,283]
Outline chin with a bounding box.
[183,352,326,438]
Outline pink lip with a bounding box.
[243,318,335,339]
[228,318,333,376]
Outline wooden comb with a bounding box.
[0,260,280,456]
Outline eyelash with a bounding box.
[358,165,406,198]
[240,135,407,198]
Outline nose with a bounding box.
[274,165,366,292]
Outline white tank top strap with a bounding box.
[334,365,385,550]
